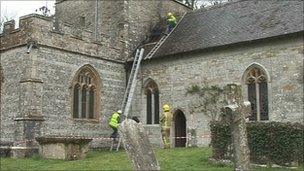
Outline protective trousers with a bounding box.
[161,127,171,149]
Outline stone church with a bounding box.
[0,0,303,157]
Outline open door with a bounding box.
[174,110,186,147]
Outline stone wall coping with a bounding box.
[0,13,113,41]
[36,136,93,144]
[0,13,123,61]
[19,13,53,22]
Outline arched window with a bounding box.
[145,79,159,124]
[72,65,100,119]
[245,66,269,121]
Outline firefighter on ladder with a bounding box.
[167,12,177,33]
[160,104,173,149]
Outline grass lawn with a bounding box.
[1,147,302,171]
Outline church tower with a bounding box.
[55,0,190,59]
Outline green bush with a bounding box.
[210,121,304,166]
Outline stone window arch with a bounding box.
[71,65,101,120]
[244,65,269,121]
[145,79,159,124]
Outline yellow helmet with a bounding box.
[163,104,170,111]
[167,12,173,17]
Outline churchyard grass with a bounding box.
[1,147,302,170]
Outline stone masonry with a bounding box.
[0,0,190,157]
[132,34,303,147]
[0,14,126,156]
[0,0,303,157]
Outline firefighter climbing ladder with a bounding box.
[112,13,187,151]
[144,12,186,60]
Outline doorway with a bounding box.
[174,110,186,147]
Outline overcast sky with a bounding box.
[1,0,55,27]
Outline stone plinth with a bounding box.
[36,137,92,160]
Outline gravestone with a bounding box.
[119,119,160,171]
[223,84,251,171]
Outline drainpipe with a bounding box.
[94,0,99,41]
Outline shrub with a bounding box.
[210,121,304,166]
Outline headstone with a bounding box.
[223,84,251,171]
[119,119,160,171]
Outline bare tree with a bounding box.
[35,5,51,16]
[0,6,16,32]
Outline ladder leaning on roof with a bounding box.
[111,48,144,151]
[113,36,170,151]
[145,12,187,59]
[113,12,187,151]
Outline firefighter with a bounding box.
[109,110,122,138]
[160,104,173,149]
[167,12,177,33]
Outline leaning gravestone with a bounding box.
[119,119,160,171]
[223,84,251,171]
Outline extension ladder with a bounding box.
[113,48,144,151]
[113,13,187,150]
[144,34,168,59]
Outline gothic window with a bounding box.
[245,67,269,121]
[72,65,100,120]
[145,80,159,124]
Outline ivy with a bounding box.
[210,121,304,166]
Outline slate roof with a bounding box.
[152,0,304,59]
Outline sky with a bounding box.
[1,0,55,28]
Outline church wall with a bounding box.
[0,45,126,147]
[133,35,303,147]
[0,14,127,148]
[35,47,126,146]
[55,0,95,30]
[0,47,26,143]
